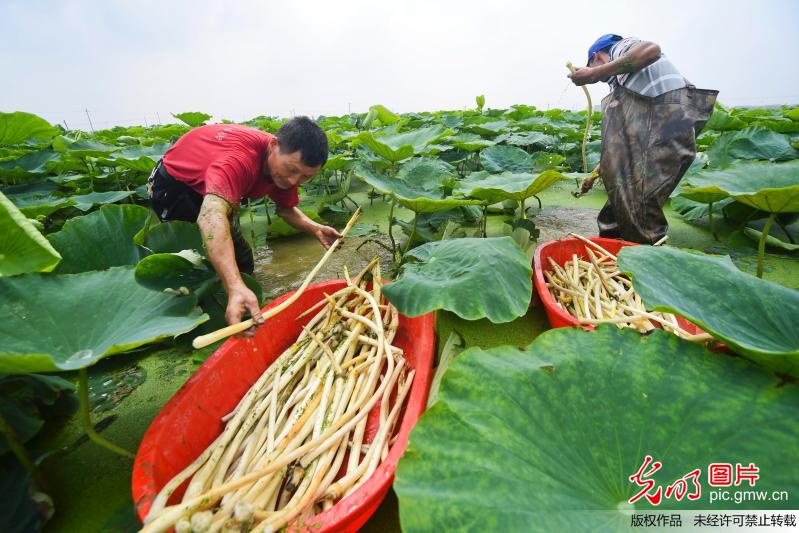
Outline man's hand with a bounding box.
[314,225,342,249]
[573,165,601,198]
[226,284,264,338]
[568,67,599,86]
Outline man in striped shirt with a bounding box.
[568,35,717,244]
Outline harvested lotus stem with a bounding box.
[566,62,593,178]
[142,258,414,533]
[545,234,712,343]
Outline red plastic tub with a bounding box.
[132,279,435,532]
[533,236,704,335]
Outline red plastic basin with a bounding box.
[533,236,704,336]
[132,279,435,532]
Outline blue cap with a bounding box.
[587,34,622,65]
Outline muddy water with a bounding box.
[253,233,395,301]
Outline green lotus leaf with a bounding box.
[0,266,208,373]
[0,192,61,276]
[502,104,538,121]
[0,150,60,181]
[475,95,485,113]
[139,220,204,255]
[750,118,799,134]
[455,170,566,203]
[679,160,799,212]
[70,190,135,212]
[619,245,799,376]
[368,104,401,125]
[463,118,509,137]
[705,103,746,131]
[0,373,74,454]
[498,131,558,148]
[0,112,59,146]
[52,136,119,158]
[354,160,481,213]
[47,204,149,273]
[530,152,566,171]
[742,227,799,252]
[395,327,799,531]
[8,194,75,219]
[726,127,799,161]
[172,112,211,127]
[445,133,496,152]
[357,125,451,163]
[383,237,532,322]
[786,107,799,121]
[323,154,355,172]
[669,196,733,222]
[479,145,532,173]
[95,142,169,172]
[134,253,215,291]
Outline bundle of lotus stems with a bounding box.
[142,258,414,533]
[545,234,712,343]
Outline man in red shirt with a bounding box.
[148,117,340,336]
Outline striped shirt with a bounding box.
[607,37,686,97]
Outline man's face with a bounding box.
[266,140,320,190]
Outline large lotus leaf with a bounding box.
[323,154,354,172]
[52,137,119,158]
[369,104,401,125]
[743,227,799,252]
[0,192,61,275]
[8,193,75,219]
[395,327,799,532]
[786,107,799,121]
[172,112,211,127]
[619,245,799,377]
[0,150,60,181]
[140,221,204,255]
[705,103,746,131]
[354,162,481,213]
[726,127,799,161]
[0,266,208,373]
[0,373,74,454]
[0,112,59,146]
[479,145,532,173]
[445,133,496,152]
[95,142,169,172]
[47,204,149,273]
[498,131,558,148]
[383,237,532,322]
[455,170,566,203]
[463,118,509,137]
[135,252,215,291]
[70,190,135,212]
[679,160,799,212]
[669,195,733,222]
[750,118,799,134]
[357,125,450,163]
[530,152,566,171]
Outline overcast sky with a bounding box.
[2,0,797,130]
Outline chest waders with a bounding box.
[597,84,718,244]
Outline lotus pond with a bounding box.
[1,103,798,532]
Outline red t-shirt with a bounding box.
[162,124,299,208]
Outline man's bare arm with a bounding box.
[598,41,661,77]
[197,194,263,333]
[570,41,662,85]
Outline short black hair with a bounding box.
[276,116,328,167]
